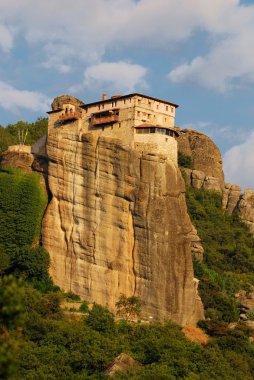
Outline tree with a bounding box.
[86,304,115,333]
[0,276,26,330]
[115,294,142,321]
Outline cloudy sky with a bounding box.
[0,0,254,189]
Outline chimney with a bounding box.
[102,93,107,101]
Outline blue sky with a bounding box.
[1,0,254,189]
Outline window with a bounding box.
[148,101,151,107]
[156,104,159,110]
[166,106,168,111]
[150,127,155,133]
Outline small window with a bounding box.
[171,107,174,113]
[150,127,155,133]
[148,101,151,107]
[166,106,168,111]
[138,99,141,104]
[156,104,159,110]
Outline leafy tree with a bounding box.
[86,304,115,334]
[0,126,15,155]
[0,276,26,330]
[116,294,142,321]
[6,117,48,146]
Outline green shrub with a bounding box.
[86,304,115,334]
[178,151,193,168]
[79,301,89,313]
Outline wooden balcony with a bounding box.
[59,111,82,122]
[92,114,119,125]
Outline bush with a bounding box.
[0,275,26,330]
[79,301,89,313]
[178,151,193,168]
[86,304,115,334]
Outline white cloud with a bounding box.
[0,81,51,112]
[1,0,254,90]
[81,61,148,93]
[223,131,254,189]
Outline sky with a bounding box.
[0,0,254,189]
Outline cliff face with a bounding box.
[178,130,224,192]
[43,130,203,325]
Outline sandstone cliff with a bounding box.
[178,130,224,192]
[42,129,203,325]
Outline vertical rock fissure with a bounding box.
[91,137,100,265]
[68,136,79,291]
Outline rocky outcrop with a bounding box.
[237,189,254,235]
[178,130,224,192]
[222,183,241,214]
[1,148,34,171]
[42,130,204,325]
[106,353,141,377]
[51,94,84,111]
[183,168,222,193]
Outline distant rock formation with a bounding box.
[178,130,224,193]
[178,130,254,239]
[236,189,254,235]
[42,130,204,325]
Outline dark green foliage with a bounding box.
[178,151,193,168]
[186,186,254,322]
[0,168,47,255]
[0,275,26,330]
[0,251,10,276]
[86,304,115,334]
[0,126,15,155]
[79,301,89,313]
[0,168,54,291]
[63,291,81,301]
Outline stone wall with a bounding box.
[134,134,178,165]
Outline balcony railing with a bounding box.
[58,111,82,122]
[92,115,119,125]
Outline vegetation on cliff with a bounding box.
[186,186,254,324]
[0,168,53,291]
